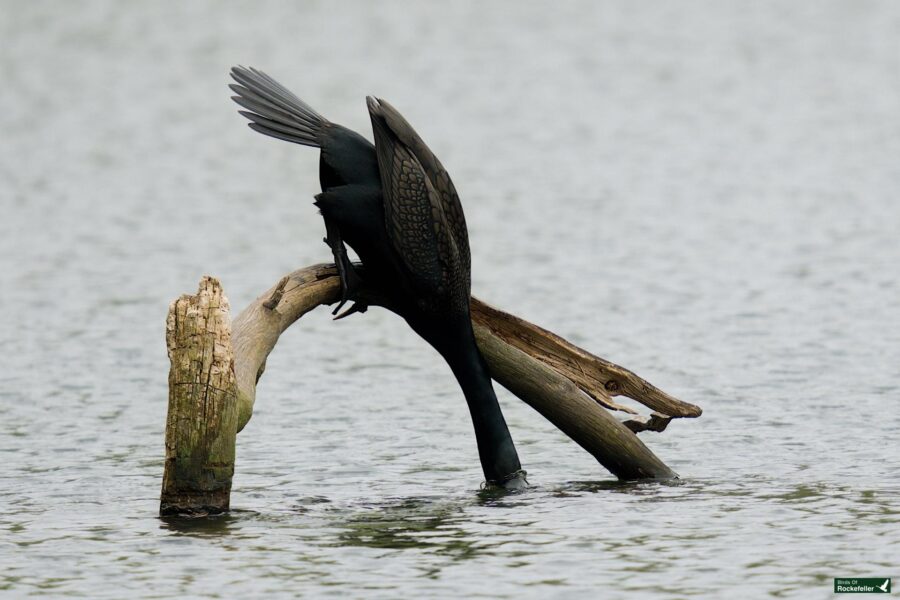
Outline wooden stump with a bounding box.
[160,277,239,516]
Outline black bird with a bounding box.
[229,66,525,488]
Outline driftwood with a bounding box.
[472,327,676,479]
[470,300,701,419]
[230,268,339,433]
[162,264,701,514]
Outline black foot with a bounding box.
[333,301,368,320]
[322,221,368,319]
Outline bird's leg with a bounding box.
[322,218,367,318]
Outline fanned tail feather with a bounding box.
[229,66,328,148]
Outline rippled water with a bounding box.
[2,1,898,597]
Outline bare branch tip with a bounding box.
[623,412,673,434]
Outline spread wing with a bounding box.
[367,96,468,304]
[367,98,470,274]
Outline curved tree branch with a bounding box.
[231,264,341,431]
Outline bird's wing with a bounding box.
[366,97,470,274]
[367,96,464,300]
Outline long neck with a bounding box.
[439,323,522,484]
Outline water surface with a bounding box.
[1,1,898,598]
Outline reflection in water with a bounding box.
[335,498,484,561]
[564,478,680,495]
[158,510,254,537]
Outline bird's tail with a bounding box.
[229,66,328,148]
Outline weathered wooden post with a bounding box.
[160,277,239,516]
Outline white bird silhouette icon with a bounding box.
[878,579,889,592]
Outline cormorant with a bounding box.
[229,66,525,488]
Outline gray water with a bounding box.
[2,1,898,598]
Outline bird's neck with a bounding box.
[447,339,495,409]
[437,323,522,484]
